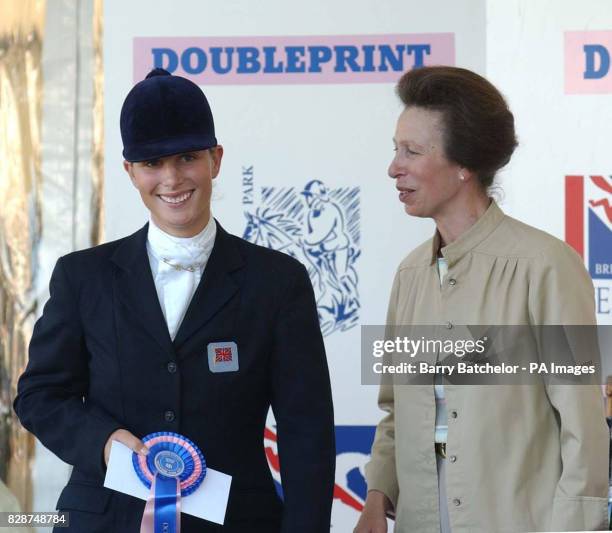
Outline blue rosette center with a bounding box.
[132,431,207,497]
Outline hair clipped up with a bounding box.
[396,66,518,189]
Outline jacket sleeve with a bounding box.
[364,270,401,510]
[270,262,336,533]
[528,239,609,531]
[13,257,122,479]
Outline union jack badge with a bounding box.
[207,342,239,373]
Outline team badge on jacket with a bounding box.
[207,342,239,373]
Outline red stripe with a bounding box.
[333,484,364,512]
[264,446,281,471]
[565,175,584,258]
[264,427,277,442]
[590,175,612,195]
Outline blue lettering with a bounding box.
[154,42,438,78]
[286,46,306,73]
[152,48,178,73]
[406,44,431,68]
[210,47,234,74]
[362,45,376,72]
[237,47,260,73]
[334,46,361,72]
[263,47,284,73]
[181,47,207,74]
[596,287,610,314]
[584,44,610,79]
[379,45,405,72]
[308,46,332,72]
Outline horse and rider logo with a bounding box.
[243,179,360,336]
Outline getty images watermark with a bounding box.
[361,325,611,385]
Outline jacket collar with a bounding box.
[110,220,245,355]
[173,221,244,348]
[430,200,506,267]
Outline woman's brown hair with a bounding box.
[396,66,518,188]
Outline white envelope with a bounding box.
[103,440,232,525]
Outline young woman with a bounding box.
[15,69,335,533]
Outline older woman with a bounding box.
[355,66,608,533]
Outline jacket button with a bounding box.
[445,321,453,329]
[164,410,175,422]
[449,455,457,463]
[167,362,177,374]
[448,278,457,286]
[453,498,461,506]
[450,410,458,418]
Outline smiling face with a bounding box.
[124,147,223,237]
[388,106,465,219]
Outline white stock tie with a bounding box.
[146,217,217,340]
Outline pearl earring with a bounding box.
[459,173,465,181]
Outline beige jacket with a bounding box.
[365,201,609,532]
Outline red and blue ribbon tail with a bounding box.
[134,432,206,533]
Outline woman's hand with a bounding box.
[353,490,392,533]
[104,429,149,466]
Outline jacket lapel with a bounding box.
[110,223,175,357]
[173,222,245,350]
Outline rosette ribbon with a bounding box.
[133,432,206,533]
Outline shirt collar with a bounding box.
[147,215,217,264]
[429,200,506,267]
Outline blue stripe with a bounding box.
[154,475,178,533]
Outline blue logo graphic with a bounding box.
[154,451,185,477]
[243,179,360,336]
[334,425,377,511]
[265,425,376,512]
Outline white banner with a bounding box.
[104,0,485,529]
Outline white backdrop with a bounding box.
[23,1,612,531]
[103,0,485,529]
[487,0,612,328]
[84,0,612,530]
